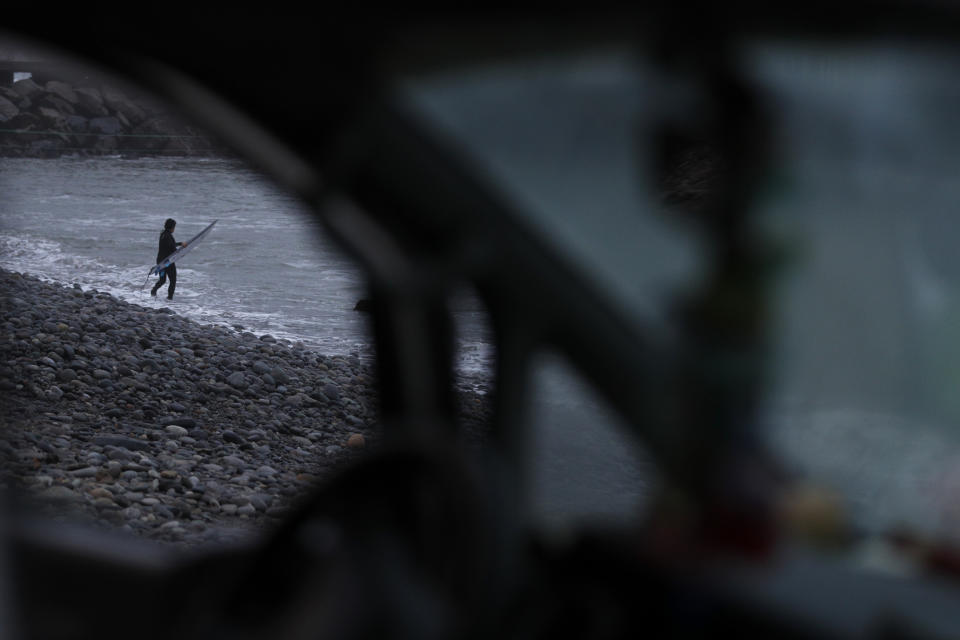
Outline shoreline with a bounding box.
[0,267,491,549]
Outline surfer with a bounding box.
[151,218,187,300]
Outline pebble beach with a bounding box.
[0,267,491,549]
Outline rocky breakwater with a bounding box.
[0,76,222,158]
[0,268,491,547]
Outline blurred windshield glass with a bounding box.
[401,50,704,333]
[747,42,960,543]
[401,43,960,545]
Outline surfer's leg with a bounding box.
[151,271,166,296]
[167,265,177,299]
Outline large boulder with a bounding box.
[37,106,67,129]
[88,116,123,136]
[4,112,40,130]
[0,87,28,109]
[0,95,18,121]
[11,78,43,99]
[113,109,131,130]
[73,87,109,118]
[65,115,88,133]
[226,371,247,389]
[102,87,146,125]
[85,116,123,153]
[38,94,76,116]
[0,112,38,155]
[45,80,78,104]
[126,116,212,155]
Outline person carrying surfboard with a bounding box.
[150,218,187,299]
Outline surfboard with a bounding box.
[149,219,217,276]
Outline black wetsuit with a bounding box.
[152,229,178,299]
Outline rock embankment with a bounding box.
[0,268,491,547]
[0,76,223,158]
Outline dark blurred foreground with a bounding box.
[3,6,960,639]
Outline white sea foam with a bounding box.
[282,259,321,270]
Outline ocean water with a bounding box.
[0,156,492,377]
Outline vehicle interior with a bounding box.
[2,5,960,639]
